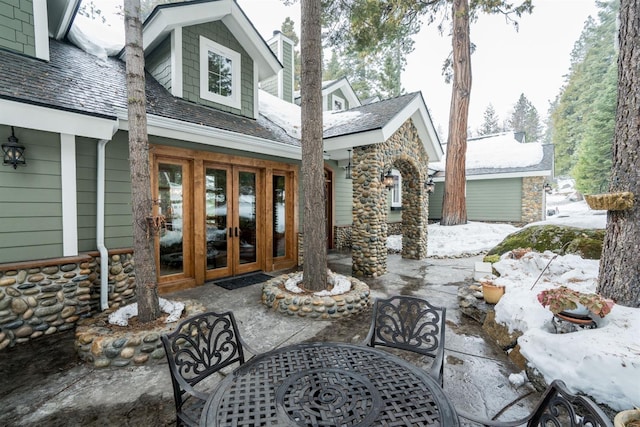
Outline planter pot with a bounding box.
[584,192,634,211]
[614,409,640,427]
[561,303,591,317]
[481,282,505,304]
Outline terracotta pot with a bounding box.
[614,409,640,427]
[481,282,505,304]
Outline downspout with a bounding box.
[97,139,110,311]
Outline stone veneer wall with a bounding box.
[351,119,430,277]
[522,176,545,224]
[0,250,136,351]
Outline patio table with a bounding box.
[200,341,459,426]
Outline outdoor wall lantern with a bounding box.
[382,169,395,189]
[425,177,435,194]
[345,149,352,179]
[2,127,26,169]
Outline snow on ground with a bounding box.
[387,189,639,411]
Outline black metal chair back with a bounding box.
[161,311,247,427]
[527,380,613,427]
[456,379,613,427]
[364,295,446,385]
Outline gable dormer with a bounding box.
[294,77,361,111]
[0,0,51,60]
[261,31,295,103]
[141,0,281,119]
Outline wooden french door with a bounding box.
[204,164,261,280]
[156,159,194,285]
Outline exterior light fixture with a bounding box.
[2,127,26,169]
[425,177,435,194]
[544,183,552,194]
[382,169,394,189]
[345,149,352,179]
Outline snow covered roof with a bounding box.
[430,132,553,179]
[259,90,443,162]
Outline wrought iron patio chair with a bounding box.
[456,379,613,427]
[364,295,446,386]
[161,311,257,427]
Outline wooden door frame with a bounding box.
[324,166,334,249]
[152,156,196,293]
[151,144,299,291]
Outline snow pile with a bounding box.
[387,221,519,257]
[488,251,640,411]
[284,270,352,296]
[108,298,185,326]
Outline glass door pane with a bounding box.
[158,163,184,275]
[238,171,257,265]
[273,175,286,258]
[205,168,228,270]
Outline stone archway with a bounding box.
[351,119,430,277]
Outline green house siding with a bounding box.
[146,35,172,92]
[0,126,62,262]
[103,134,133,249]
[466,178,522,222]
[428,184,444,220]
[261,40,279,98]
[76,138,97,251]
[0,0,35,57]
[328,161,353,226]
[182,22,254,117]
[76,133,133,252]
[428,178,523,222]
[282,41,293,102]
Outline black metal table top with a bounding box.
[200,342,460,427]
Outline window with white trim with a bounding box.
[332,94,345,111]
[390,170,402,209]
[199,36,241,109]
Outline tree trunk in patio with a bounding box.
[300,0,327,291]
[124,0,161,321]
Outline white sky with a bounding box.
[236,0,600,137]
[84,0,601,137]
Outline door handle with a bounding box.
[235,227,239,237]
[229,227,233,237]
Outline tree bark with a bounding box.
[441,0,471,226]
[597,0,640,308]
[300,0,327,291]
[124,0,161,321]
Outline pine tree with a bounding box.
[508,94,541,142]
[477,104,500,135]
[323,52,343,81]
[550,1,618,176]
[572,61,616,194]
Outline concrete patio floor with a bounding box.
[0,250,542,426]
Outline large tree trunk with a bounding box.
[300,0,327,291]
[124,0,160,321]
[441,0,471,226]
[597,0,640,307]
